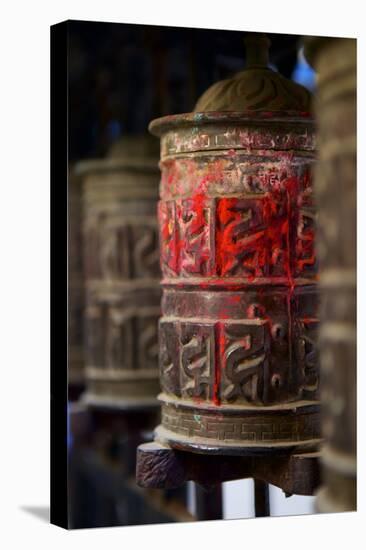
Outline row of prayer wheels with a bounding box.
[70,33,356,511]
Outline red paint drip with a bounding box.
[213,323,225,406]
[160,154,314,407]
[283,175,301,374]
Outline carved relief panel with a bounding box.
[77,144,161,409]
[151,113,321,451]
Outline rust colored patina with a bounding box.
[149,35,321,454]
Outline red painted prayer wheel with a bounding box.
[150,34,321,453]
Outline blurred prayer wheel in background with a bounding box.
[304,37,356,512]
[76,136,161,410]
[150,34,321,454]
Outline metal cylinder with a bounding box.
[76,137,161,410]
[305,37,357,512]
[150,35,321,454]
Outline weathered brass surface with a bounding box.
[76,136,161,409]
[305,36,357,512]
[149,35,321,454]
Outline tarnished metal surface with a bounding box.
[76,137,162,409]
[146,35,321,455]
[150,110,320,453]
[305,37,357,512]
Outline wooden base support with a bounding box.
[136,441,320,496]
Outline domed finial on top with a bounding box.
[194,32,311,113]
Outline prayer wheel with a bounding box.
[150,34,321,454]
[304,37,356,511]
[76,136,161,410]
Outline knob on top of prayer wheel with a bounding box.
[194,33,311,113]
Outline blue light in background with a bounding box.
[107,120,121,141]
[292,47,316,92]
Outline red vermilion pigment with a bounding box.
[213,324,226,406]
[153,107,319,452]
[157,117,317,415]
[159,163,316,405]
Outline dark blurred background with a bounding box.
[68,21,315,161]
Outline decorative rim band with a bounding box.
[157,399,321,453]
[149,110,314,137]
[155,425,321,456]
